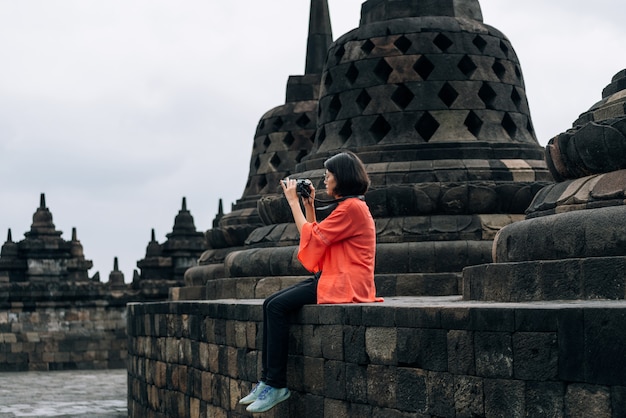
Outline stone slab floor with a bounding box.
[0,369,126,417]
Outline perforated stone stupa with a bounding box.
[185,0,552,299]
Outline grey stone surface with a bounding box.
[0,369,126,417]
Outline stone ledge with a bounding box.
[127,296,626,417]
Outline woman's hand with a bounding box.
[281,178,317,230]
[280,178,300,207]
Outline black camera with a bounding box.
[283,178,313,198]
[296,179,313,198]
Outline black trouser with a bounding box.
[261,275,318,388]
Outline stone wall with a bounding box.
[127,298,626,418]
[0,300,127,371]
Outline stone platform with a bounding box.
[127,297,626,417]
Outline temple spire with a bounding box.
[7,229,12,243]
[40,193,46,209]
[181,197,187,211]
[305,0,333,75]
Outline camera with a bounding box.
[296,179,313,198]
[283,178,313,198]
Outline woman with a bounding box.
[240,151,382,413]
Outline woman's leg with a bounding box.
[261,277,317,388]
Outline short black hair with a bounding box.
[324,151,370,197]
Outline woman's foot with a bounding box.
[246,385,291,413]
[238,381,267,405]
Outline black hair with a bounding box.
[323,151,370,197]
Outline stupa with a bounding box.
[465,69,626,301]
[185,0,553,299]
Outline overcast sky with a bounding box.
[0,0,623,281]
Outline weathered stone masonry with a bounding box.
[1,297,127,371]
[127,298,626,418]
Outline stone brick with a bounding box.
[453,375,483,418]
[303,356,325,395]
[320,325,343,361]
[345,363,368,403]
[397,327,447,371]
[367,365,396,408]
[525,381,564,418]
[474,331,513,378]
[483,378,525,418]
[427,371,454,417]
[557,309,585,382]
[513,332,558,381]
[565,384,611,418]
[447,330,474,375]
[584,308,626,386]
[365,327,397,365]
[396,367,427,413]
[324,360,346,400]
[343,326,367,364]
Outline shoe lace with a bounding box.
[257,386,273,400]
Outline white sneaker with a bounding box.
[239,381,267,405]
[246,385,291,413]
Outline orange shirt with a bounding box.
[297,197,383,304]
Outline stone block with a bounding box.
[525,381,564,418]
[366,327,398,365]
[557,309,585,382]
[320,325,343,361]
[397,328,447,370]
[324,360,346,400]
[512,332,558,381]
[367,364,397,408]
[303,356,325,395]
[565,384,611,418]
[345,363,368,403]
[447,330,474,375]
[396,367,427,413]
[584,308,626,386]
[474,332,513,378]
[344,326,367,364]
[483,378,525,418]
[427,371,454,417]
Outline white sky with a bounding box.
[0,0,624,281]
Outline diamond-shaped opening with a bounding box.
[458,55,477,78]
[334,44,346,64]
[433,33,453,52]
[438,82,459,108]
[499,40,510,57]
[511,88,522,111]
[339,120,352,142]
[492,60,506,81]
[369,116,392,143]
[273,116,284,131]
[394,35,412,54]
[374,58,393,83]
[414,56,435,80]
[502,113,517,138]
[263,136,271,149]
[391,83,415,110]
[296,113,311,129]
[254,155,261,170]
[346,63,359,85]
[323,72,333,90]
[295,149,307,163]
[269,153,281,169]
[257,176,268,192]
[515,66,522,81]
[415,112,440,142]
[464,111,483,138]
[328,95,342,121]
[361,39,375,55]
[478,83,497,109]
[356,89,372,113]
[283,132,295,148]
[258,120,266,131]
[316,126,326,146]
[473,35,487,52]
